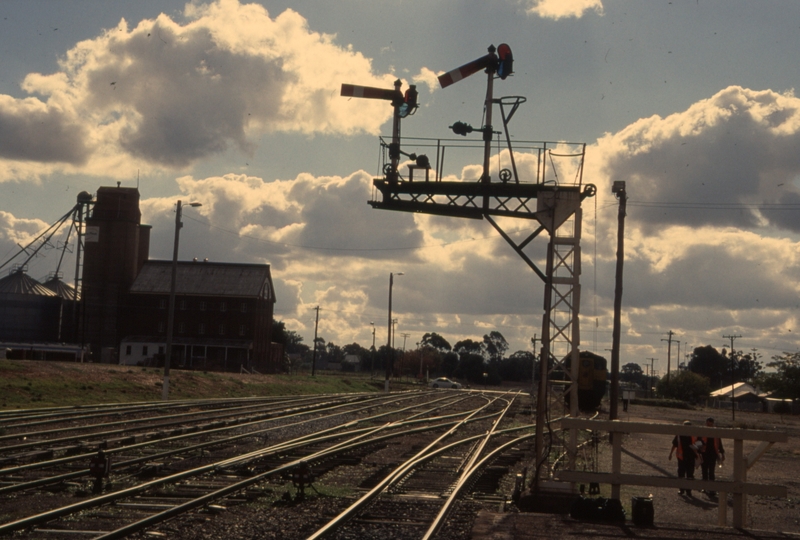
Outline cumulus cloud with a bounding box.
[598,86,800,233]
[585,85,800,359]
[0,0,405,179]
[525,0,603,20]
[0,211,61,280]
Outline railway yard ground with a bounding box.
[1,359,798,539]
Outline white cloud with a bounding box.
[0,0,405,180]
[525,0,603,20]
[597,86,800,233]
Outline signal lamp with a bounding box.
[497,43,513,80]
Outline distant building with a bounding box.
[0,184,280,372]
[121,260,278,372]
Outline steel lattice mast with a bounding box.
[347,44,595,490]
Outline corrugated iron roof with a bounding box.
[709,381,760,398]
[0,270,58,296]
[130,260,274,300]
[43,276,79,300]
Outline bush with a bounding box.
[630,398,693,409]
[655,371,711,404]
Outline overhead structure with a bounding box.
[347,45,594,489]
[0,192,93,344]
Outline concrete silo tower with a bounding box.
[82,185,151,362]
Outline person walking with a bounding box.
[669,420,698,496]
[700,417,725,497]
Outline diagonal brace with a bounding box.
[485,214,546,281]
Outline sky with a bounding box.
[2,0,800,377]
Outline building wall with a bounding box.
[0,294,63,342]
[83,187,148,361]
[122,292,274,371]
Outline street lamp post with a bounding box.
[162,200,202,401]
[386,272,403,392]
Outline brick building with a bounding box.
[81,185,279,372]
[120,260,277,372]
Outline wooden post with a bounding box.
[611,427,622,499]
[733,439,744,527]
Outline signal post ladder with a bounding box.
[555,418,788,528]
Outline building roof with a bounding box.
[0,269,57,297]
[129,260,275,300]
[43,276,79,300]
[709,381,762,399]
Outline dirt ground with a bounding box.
[476,403,800,539]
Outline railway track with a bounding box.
[0,389,539,539]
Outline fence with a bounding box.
[555,418,788,528]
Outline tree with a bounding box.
[453,339,484,358]
[421,332,452,353]
[757,352,800,400]
[482,331,509,363]
[455,353,496,384]
[656,370,711,403]
[687,345,729,388]
[729,349,763,382]
[499,350,534,381]
[620,362,644,385]
[441,351,459,377]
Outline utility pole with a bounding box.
[609,181,627,421]
[723,333,742,422]
[401,332,410,352]
[531,334,540,398]
[311,306,320,376]
[370,322,376,378]
[646,358,657,398]
[661,330,675,383]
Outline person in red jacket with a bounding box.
[669,420,699,496]
[700,417,725,497]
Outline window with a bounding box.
[125,345,131,355]
[220,302,227,312]
[159,299,166,309]
[199,301,206,311]
[142,345,148,356]
[218,324,225,335]
[239,325,246,336]
[199,323,206,335]
[240,302,248,313]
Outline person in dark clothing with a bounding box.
[669,420,698,496]
[700,417,725,497]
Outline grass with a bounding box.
[0,359,414,410]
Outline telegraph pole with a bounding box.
[661,330,675,383]
[311,306,320,376]
[610,181,627,420]
[646,358,657,398]
[723,333,742,421]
